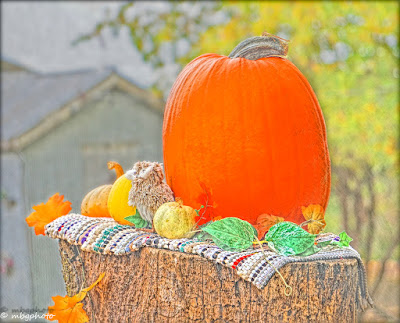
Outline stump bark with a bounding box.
[59,240,360,322]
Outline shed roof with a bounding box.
[1,67,164,152]
[2,69,113,141]
[1,56,32,72]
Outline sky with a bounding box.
[2,1,156,88]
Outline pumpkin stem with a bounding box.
[107,161,124,179]
[228,32,289,60]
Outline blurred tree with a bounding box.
[194,4,399,318]
[73,1,230,98]
[76,0,398,255]
[77,1,398,319]
[197,0,399,256]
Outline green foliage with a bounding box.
[201,217,255,251]
[194,205,205,217]
[332,231,353,247]
[296,245,321,257]
[193,221,213,241]
[265,222,316,256]
[73,2,229,97]
[125,210,151,229]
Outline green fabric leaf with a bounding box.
[124,210,152,229]
[297,244,320,257]
[201,217,255,251]
[264,222,316,256]
[195,205,205,217]
[332,231,353,247]
[194,222,214,241]
[316,239,334,248]
[299,237,338,256]
[194,231,213,241]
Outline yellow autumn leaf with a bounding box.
[301,204,326,234]
[47,273,105,323]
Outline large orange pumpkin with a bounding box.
[163,34,331,226]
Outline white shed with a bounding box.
[1,60,164,310]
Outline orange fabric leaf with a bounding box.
[301,204,326,234]
[26,193,72,235]
[47,273,105,323]
[255,214,284,240]
[82,204,110,218]
[196,182,218,223]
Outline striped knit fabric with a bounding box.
[45,213,373,310]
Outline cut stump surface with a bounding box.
[59,239,359,322]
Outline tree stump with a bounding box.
[59,239,360,322]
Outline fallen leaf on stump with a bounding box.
[301,204,326,234]
[26,193,72,235]
[47,272,105,323]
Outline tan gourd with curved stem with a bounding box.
[81,161,124,217]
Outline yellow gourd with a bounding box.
[108,174,136,225]
[153,199,197,239]
[81,162,124,217]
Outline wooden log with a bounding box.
[59,239,360,322]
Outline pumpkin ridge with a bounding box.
[163,59,198,126]
[292,63,327,219]
[237,58,253,214]
[82,189,95,212]
[284,61,331,212]
[193,58,222,212]
[284,61,329,148]
[292,61,330,212]
[210,57,242,217]
[163,58,209,182]
[99,186,111,209]
[88,187,101,208]
[182,59,216,202]
[185,56,226,211]
[253,59,277,211]
[92,186,107,207]
[271,59,295,217]
[268,59,304,219]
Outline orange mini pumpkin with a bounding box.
[163,34,331,225]
[81,161,124,217]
